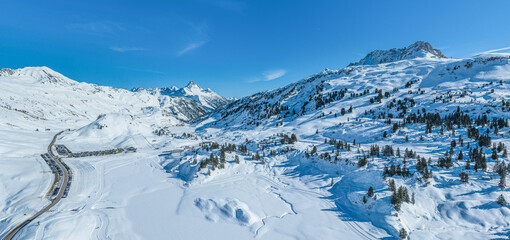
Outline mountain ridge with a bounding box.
[0,67,214,128]
[349,41,446,66]
[134,81,230,110]
[205,45,509,130]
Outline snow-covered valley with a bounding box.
[1,41,510,239]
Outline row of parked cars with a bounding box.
[55,145,137,158]
[43,144,137,199]
[55,144,72,156]
[40,153,62,176]
[69,148,125,158]
[40,153,68,199]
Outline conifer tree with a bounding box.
[389,179,396,192]
[497,194,507,206]
[220,149,226,164]
[291,133,298,143]
[311,146,317,155]
[499,171,507,190]
[399,228,408,239]
[492,147,499,160]
[391,191,401,211]
[459,172,469,183]
[367,186,374,197]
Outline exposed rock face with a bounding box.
[349,41,446,66]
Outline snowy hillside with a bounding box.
[134,81,230,110]
[193,41,510,239]
[0,67,213,130]
[2,42,510,240]
[210,42,507,130]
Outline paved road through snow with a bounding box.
[2,131,71,240]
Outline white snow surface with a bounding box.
[2,45,510,240]
[0,66,210,129]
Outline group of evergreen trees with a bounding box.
[325,138,352,152]
[416,158,433,180]
[314,87,348,109]
[362,186,376,204]
[278,133,298,144]
[495,161,508,190]
[405,108,473,128]
[383,164,412,178]
[367,144,416,158]
[437,155,453,169]
[369,89,390,104]
[469,147,488,171]
[384,98,415,117]
[196,140,256,173]
[200,142,220,151]
[399,228,408,239]
[198,153,221,172]
[388,179,414,211]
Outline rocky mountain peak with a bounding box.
[349,41,446,66]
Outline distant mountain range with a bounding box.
[0,67,228,128]
[133,81,230,110]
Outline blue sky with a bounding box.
[1,0,510,97]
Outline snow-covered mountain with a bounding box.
[349,41,446,66]
[0,67,212,129]
[134,81,230,110]
[209,42,506,130]
[2,42,510,240]
[190,42,510,239]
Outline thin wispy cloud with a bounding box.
[66,21,126,36]
[177,41,207,56]
[263,69,287,81]
[110,47,145,53]
[172,19,211,56]
[480,46,510,54]
[247,69,287,83]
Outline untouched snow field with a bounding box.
[2,128,378,240]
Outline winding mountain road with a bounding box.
[2,131,70,240]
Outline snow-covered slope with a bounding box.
[2,42,510,240]
[0,67,211,130]
[209,47,507,130]
[135,81,230,110]
[193,42,510,239]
